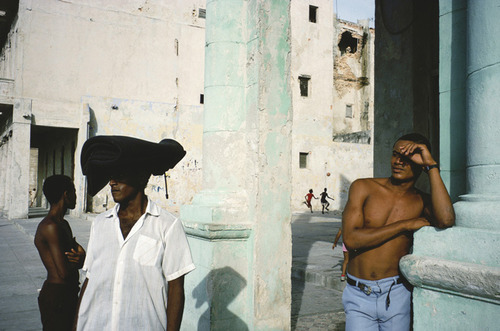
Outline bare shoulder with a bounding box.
[349,178,385,193]
[35,217,59,240]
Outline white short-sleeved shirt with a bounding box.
[77,199,195,331]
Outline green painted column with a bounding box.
[438,0,467,202]
[400,1,500,329]
[453,0,500,230]
[181,0,292,330]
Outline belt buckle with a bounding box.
[360,283,372,295]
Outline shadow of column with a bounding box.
[192,266,248,330]
[291,175,352,330]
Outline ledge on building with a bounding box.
[183,222,252,241]
[400,254,500,304]
[332,130,371,144]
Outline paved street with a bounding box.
[291,212,346,331]
[0,211,345,330]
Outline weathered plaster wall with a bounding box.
[251,2,292,328]
[0,77,14,214]
[0,0,375,217]
[290,1,374,212]
[81,97,203,214]
[0,0,206,216]
[4,99,32,219]
[181,0,292,328]
[332,20,373,136]
[0,122,13,212]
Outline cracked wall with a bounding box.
[332,20,374,141]
[290,2,374,212]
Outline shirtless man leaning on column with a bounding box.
[342,133,455,330]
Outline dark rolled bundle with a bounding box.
[81,135,186,196]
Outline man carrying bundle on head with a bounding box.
[76,136,195,331]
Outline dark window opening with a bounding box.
[299,152,308,168]
[199,8,206,19]
[338,31,358,55]
[346,104,353,118]
[174,39,179,56]
[200,94,204,104]
[299,76,310,97]
[309,5,318,23]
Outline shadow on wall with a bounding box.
[85,107,98,212]
[447,1,467,202]
[192,266,248,331]
[88,106,98,138]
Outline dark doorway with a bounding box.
[30,125,78,208]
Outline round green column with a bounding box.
[202,0,247,193]
[454,0,500,230]
[180,1,293,329]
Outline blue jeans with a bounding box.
[342,273,411,331]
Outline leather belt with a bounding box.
[346,275,403,295]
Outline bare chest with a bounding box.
[119,217,139,239]
[56,221,75,250]
[363,192,424,227]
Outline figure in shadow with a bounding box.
[193,267,248,331]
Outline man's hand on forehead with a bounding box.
[392,149,412,162]
[397,142,435,167]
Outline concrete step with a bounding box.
[28,207,48,218]
[292,262,347,292]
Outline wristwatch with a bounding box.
[423,164,439,173]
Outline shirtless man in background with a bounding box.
[342,133,455,330]
[34,175,85,331]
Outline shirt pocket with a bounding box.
[133,235,161,267]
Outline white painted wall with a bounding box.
[290,2,374,213]
[0,0,373,217]
[0,0,206,215]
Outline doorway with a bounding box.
[30,125,78,209]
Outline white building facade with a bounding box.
[290,0,374,213]
[0,0,373,219]
[0,0,206,218]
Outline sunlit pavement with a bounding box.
[0,211,345,330]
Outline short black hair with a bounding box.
[43,175,74,204]
[395,133,431,152]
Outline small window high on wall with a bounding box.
[346,104,353,118]
[309,5,318,23]
[199,8,206,19]
[299,76,310,97]
[299,152,309,168]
